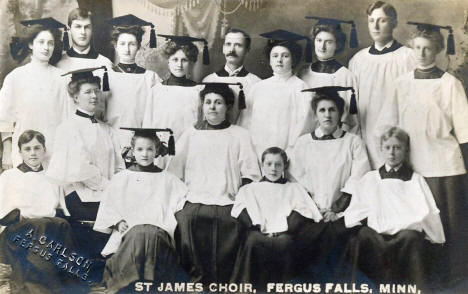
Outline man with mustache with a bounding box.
[56,7,113,120]
[348,1,415,168]
[202,28,261,123]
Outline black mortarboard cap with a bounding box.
[20,17,70,51]
[107,14,157,48]
[407,21,454,55]
[260,29,313,62]
[302,86,357,114]
[61,66,109,91]
[159,34,210,65]
[199,82,245,110]
[306,16,358,48]
[120,127,175,156]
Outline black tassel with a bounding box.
[349,90,358,114]
[149,25,156,48]
[305,37,313,63]
[168,132,175,155]
[238,84,246,110]
[447,27,455,55]
[63,29,70,51]
[102,67,109,91]
[203,41,210,65]
[350,22,358,48]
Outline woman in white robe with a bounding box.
[288,87,370,279]
[238,30,313,159]
[46,69,125,258]
[105,15,162,148]
[168,83,261,287]
[344,126,445,287]
[299,18,359,133]
[143,35,202,141]
[94,129,188,293]
[376,25,468,286]
[0,130,77,294]
[231,147,322,290]
[0,18,68,168]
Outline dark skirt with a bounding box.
[348,227,426,286]
[231,230,295,290]
[174,202,243,286]
[103,224,185,294]
[0,216,77,294]
[65,191,109,259]
[425,175,468,286]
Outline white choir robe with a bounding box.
[376,72,468,177]
[349,44,415,168]
[202,71,261,123]
[288,130,370,211]
[238,74,313,159]
[46,115,125,207]
[107,69,162,148]
[299,65,359,134]
[142,84,201,141]
[93,169,188,256]
[231,181,323,233]
[0,168,60,219]
[167,125,261,206]
[0,62,68,166]
[56,52,114,120]
[344,170,445,244]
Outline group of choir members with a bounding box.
[0,0,468,293]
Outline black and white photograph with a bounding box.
[0,0,467,293]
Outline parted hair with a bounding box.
[10,25,63,65]
[18,130,46,149]
[261,147,289,169]
[311,93,345,118]
[409,29,444,54]
[379,126,410,152]
[366,1,397,21]
[67,76,101,98]
[111,26,144,47]
[199,85,235,106]
[225,28,252,51]
[68,8,92,27]
[311,24,347,54]
[264,41,303,69]
[161,40,199,63]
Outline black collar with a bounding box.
[112,63,146,74]
[311,59,343,74]
[128,163,162,173]
[378,163,413,181]
[260,176,288,184]
[17,162,43,173]
[368,41,403,55]
[195,120,231,130]
[215,66,250,77]
[75,110,97,123]
[311,130,346,140]
[66,47,99,59]
[414,66,444,79]
[163,74,196,86]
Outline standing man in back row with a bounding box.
[203,28,261,124]
[348,1,415,168]
[57,7,113,120]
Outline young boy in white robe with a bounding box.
[344,126,445,287]
[0,130,77,294]
[231,147,322,289]
[93,128,188,294]
[376,22,468,287]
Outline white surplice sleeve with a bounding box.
[449,77,468,144]
[0,73,17,132]
[289,183,323,222]
[343,172,372,228]
[341,136,371,194]
[415,174,445,244]
[238,130,261,181]
[166,129,190,181]
[93,173,125,234]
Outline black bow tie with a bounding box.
[76,110,97,123]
